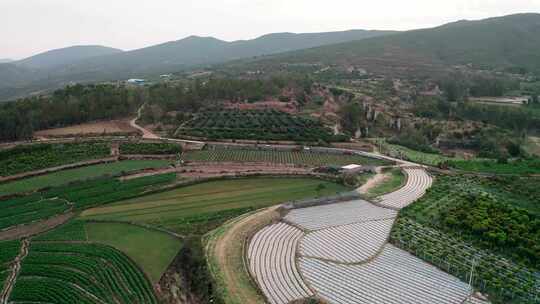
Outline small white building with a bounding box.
[341,164,363,174]
[127,79,146,85]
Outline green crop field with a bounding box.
[382,143,459,166]
[0,173,176,231]
[0,240,21,289]
[365,168,405,198]
[448,158,540,175]
[11,242,157,304]
[0,196,71,230]
[81,178,350,234]
[0,142,110,176]
[86,222,182,283]
[0,160,172,196]
[120,142,182,155]
[183,149,389,167]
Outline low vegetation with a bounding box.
[0,240,21,288]
[81,177,349,234]
[0,196,71,230]
[119,142,182,155]
[12,242,157,304]
[0,160,172,196]
[0,173,176,231]
[365,168,405,198]
[448,158,540,175]
[86,222,182,283]
[183,148,389,167]
[0,142,110,176]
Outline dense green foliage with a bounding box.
[119,142,182,155]
[0,196,71,230]
[0,240,20,290]
[0,84,143,141]
[0,160,172,196]
[175,109,342,142]
[183,148,389,167]
[401,174,540,268]
[11,242,157,304]
[449,158,540,175]
[0,142,109,176]
[391,219,539,303]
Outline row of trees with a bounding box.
[0,84,145,141]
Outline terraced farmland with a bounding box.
[247,222,312,304]
[299,219,395,263]
[10,242,157,304]
[0,160,172,196]
[183,149,390,167]
[0,240,20,292]
[248,166,481,304]
[284,200,397,231]
[299,245,471,304]
[376,168,432,209]
[0,196,71,231]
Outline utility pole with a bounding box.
[466,258,477,302]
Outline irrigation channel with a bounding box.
[247,165,491,304]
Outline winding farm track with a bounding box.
[247,164,482,304]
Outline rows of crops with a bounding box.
[10,242,157,304]
[176,109,343,142]
[0,196,71,231]
[0,142,110,176]
[119,142,182,155]
[390,218,540,304]
[35,220,87,241]
[0,240,20,290]
[0,173,176,231]
[183,149,388,167]
[401,174,539,269]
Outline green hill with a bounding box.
[232,13,540,75]
[0,30,393,101]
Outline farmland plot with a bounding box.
[183,149,389,167]
[284,200,397,231]
[299,219,394,263]
[10,242,157,304]
[376,168,432,209]
[299,244,471,304]
[247,222,313,304]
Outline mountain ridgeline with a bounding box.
[0,30,393,101]
[229,13,540,76]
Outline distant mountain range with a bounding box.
[2,13,540,102]
[16,45,123,69]
[0,59,13,64]
[231,13,540,76]
[0,29,394,101]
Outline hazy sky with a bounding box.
[2,0,540,59]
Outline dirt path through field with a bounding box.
[0,239,29,304]
[131,104,160,139]
[0,212,74,241]
[208,206,281,304]
[356,167,390,194]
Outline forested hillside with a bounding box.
[231,14,540,75]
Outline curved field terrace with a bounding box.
[247,165,484,304]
